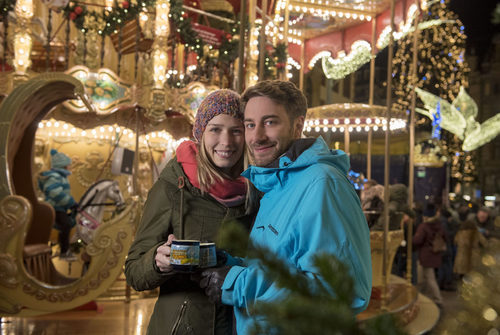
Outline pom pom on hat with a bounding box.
[192,89,242,142]
[50,149,72,169]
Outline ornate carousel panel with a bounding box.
[0,73,141,316]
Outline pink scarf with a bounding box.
[176,141,246,207]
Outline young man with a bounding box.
[200,80,372,335]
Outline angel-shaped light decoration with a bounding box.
[415,86,500,151]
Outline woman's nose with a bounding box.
[220,130,233,145]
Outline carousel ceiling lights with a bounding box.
[305,103,408,134]
[37,119,188,151]
[304,117,406,133]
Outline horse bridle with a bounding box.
[79,188,123,211]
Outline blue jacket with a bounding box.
[38,168,76,212]
[221,137,372,335]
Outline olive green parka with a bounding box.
[125,157,252,335]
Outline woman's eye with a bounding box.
[209,128,220,132]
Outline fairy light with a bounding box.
[393,0,470,123]
[13,33,32,74]
[302,117,407,133]
[322,40,371,80]
[308,51,331,70]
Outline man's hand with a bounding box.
[155,234,176,273]
[200,266,231,304]
[215,249,228,267]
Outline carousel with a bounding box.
[0,0,450,332]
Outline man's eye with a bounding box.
[245,123,255,129]
[264,120,275,126]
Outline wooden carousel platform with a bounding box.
[358,274,440,334]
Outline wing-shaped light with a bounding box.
[415,87,466,139]
[452,86,479,137]
[322,41,372,80]
[463,113,500,151]
[415,107,434,120]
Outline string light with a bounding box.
[36,119,187,151]
[322,41,371,80]
[302,117,407,133]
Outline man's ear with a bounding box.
[293,116,305,139]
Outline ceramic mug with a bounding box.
[199,242,217,268]
[170,240,200,271]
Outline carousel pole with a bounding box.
[407,0,420,286]
[299,35,305,90]
[344,127,350,155]
[367,17,377,180]
[237,0,247,93]
[381,0,395,310]
[282,0,290,80]
[133,107,140,197]
[258,0,268,81]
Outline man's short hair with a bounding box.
[241,80,308,121]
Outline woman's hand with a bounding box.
[155,234,176,273]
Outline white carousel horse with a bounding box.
[76,179,125,244]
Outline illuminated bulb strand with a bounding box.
[376,5,453,49]
[303,118,406,133]
[321,40,372,79]
[285,1,373,22]
[308,51,331,69]
[306,3,450,80]
[37,119,186,150]
[288,57,301,70]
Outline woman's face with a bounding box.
[203,113,245,175]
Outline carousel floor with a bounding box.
[0,295,443,335]
[0,298,156,335]
[0,277,449,335]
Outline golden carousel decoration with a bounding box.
[0,73,141,316]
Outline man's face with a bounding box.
[244,96,304,167]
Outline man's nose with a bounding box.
[254,124,267,142]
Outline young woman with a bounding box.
[125,89,253,335]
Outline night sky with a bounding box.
[449,0,500,69]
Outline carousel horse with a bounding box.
[76,180,125,244]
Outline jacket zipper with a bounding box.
[171,300,188,335]
[178,176,185,239]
